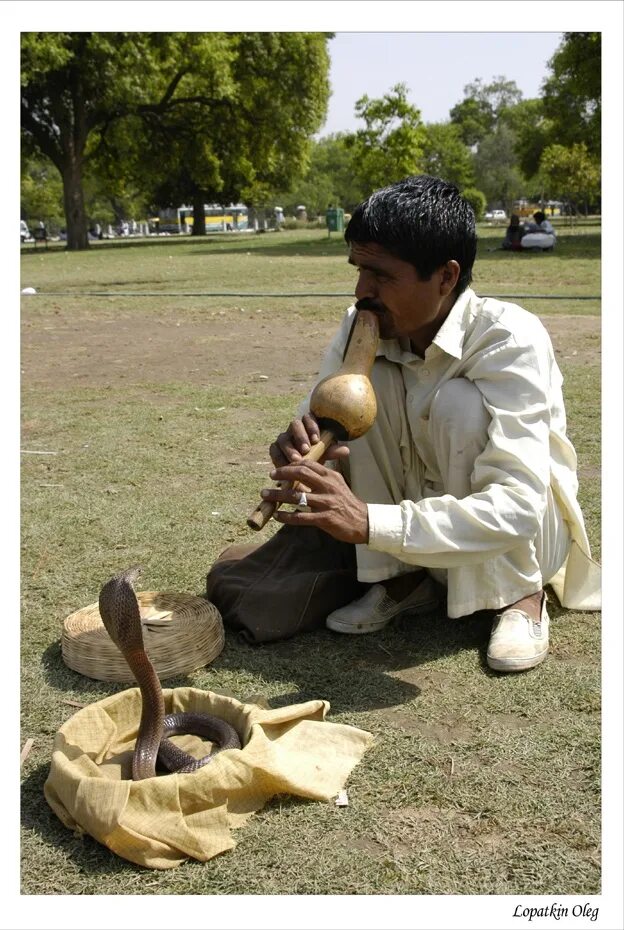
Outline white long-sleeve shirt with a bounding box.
[301,289,600,611]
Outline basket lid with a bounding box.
[62,591,225,683]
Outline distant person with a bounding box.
[501,214,527,251]
[207,175,600,674]
[521,211,557,251]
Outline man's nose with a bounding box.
[354,271,376,302]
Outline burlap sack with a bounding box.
[44,687,373,869]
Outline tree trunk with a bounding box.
[62,156,89,250]
[191,194,206,236]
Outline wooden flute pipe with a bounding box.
[246,309,380,531]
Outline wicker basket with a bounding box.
[62,591,225,683]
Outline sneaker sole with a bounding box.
[326,597,441,635]
[486,648,548,672]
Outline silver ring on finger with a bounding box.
[296,491,308,508]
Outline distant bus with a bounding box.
[178,203,249,232]
[513,200,563,218]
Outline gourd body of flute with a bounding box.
[308,309,379,440]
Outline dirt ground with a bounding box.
[21,308,600,394]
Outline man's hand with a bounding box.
[261,460,369,544]
[270,414,350,467]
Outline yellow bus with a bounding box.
[178,204,249,231]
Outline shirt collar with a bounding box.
[430,287,475,359]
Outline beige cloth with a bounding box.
[44,687,373,870]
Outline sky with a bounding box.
[320,32,563,135]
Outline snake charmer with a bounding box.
[207,175,601,671]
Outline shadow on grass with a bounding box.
[21,232,349,260]
[20,230,600,268]
[40,594,510,719]
[210,606,496,714]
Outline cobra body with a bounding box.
[98,566,241,781]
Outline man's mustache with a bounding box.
[355,298,385,313]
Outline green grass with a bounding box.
[20,225,601,896]
[22,221,601,303]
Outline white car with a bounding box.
[484,209,507,222]
[21,220,31,242]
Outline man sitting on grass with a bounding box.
[521,210,557,251]
[209,176,600,673]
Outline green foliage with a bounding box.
[21,33,211,248]
[542,33,601,155]
[460,187,487,221]
[501,98,553,181]
[466,76,524,115]
[220,33,331,207]
[421,123,474,189]
[450,76,523,147]
[344,83,426,193]
[21,157,64,229]
[449,96,494,147]
[129,32,332,219]
[21,32,331,247]
[271,134,366,217]
[539,143,600,213]
[474,123,525,210]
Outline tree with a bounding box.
[216,33,331,223]
[473,123,525,211]
[120,33,332,233]
[449,96,495,148]
[420,122,475,189]
[541,33,601,155]
[460,187,487,221]
[344,83,426,193]
[21,156,64,230]
[271,134,365,218]
[539,143,600,215]
[500,98,553,181]
[21,32,234,249]
[450,77,523,148]
[21,33,331,248]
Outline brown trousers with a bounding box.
[205,525,367,643]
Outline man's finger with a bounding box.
[288,418,315,456]
[301,413,320,445]
[269,461,331,488]
[260,486,314,507]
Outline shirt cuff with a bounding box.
[367,503,405,551]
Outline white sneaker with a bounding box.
[326,575,441,634]
[487,593,549,672]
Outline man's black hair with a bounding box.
[344,175,477,294]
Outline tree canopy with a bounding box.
[343,83,426,193]
[21,32,331,248]
[541,33,601,155]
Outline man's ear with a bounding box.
[440,260,461,295]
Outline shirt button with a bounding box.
[421,368,430,377]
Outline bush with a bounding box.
[461,187,487,221]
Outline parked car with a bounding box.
[484,209,507,222]
[20,220,31,242]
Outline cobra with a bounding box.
[98,566,241,780]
